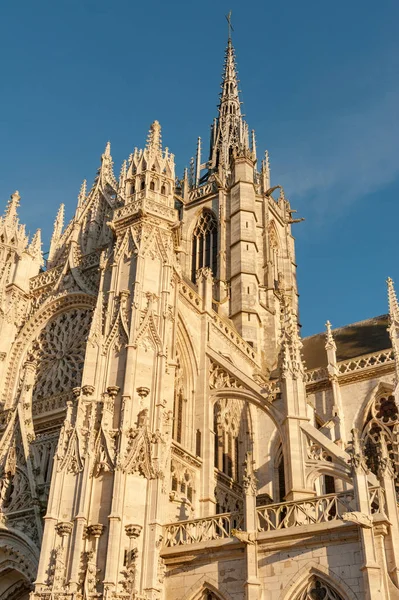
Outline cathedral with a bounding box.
[0,25,398,600]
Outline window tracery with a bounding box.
[170,459,195,503]
[191,210,218,283]
[295,577,343,600]
[213,399,252,491]
[362,392,399,496]
[29,308,92,403]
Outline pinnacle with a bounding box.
[146,120,162,153]
[325,320,336,350]
[104,141,111,157]
[28,229,43,261]
[387,277,399,322]
[4,190,21,222]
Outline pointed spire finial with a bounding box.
[251,130,257,161]
[119,160,127,188]
[4,190,21,223]
[28,229,43,264]
[104,141,111,157]
[387,277,399,323]
[325,320,336,351]
[146,120,162,154]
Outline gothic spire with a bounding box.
[207,25,248,178]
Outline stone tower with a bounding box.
[0,25,398,600]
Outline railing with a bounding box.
[163,512,244,548]
[369,486,386,515]
[257,491,356,532]
[338,350,394,375]
[306,349,394,384]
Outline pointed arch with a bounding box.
[281,561,358,600]
[191,209,218,283]
[184,576,234,600]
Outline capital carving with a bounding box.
[55,521,73,537]
[125,524,143,539]
[87,523,105,538]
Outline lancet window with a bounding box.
[362,391,399,496]
[295,577,343,600]
[274,444,286,502]
[213,398,251,484]
[191,210,218,283]
[172,352,185,445]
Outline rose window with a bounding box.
[30,309,92,401]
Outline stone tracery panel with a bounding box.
[29,308,92,404]
[362,391,399,496]
[295,577,343,600]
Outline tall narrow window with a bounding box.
[362,392,399,496]
[191,210,218,282]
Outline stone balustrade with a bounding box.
[163,511,244,548]
[257,491,356,532]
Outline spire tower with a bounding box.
[207,16,248,178]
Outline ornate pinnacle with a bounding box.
[146,120,162,154]
[28,229,43,263]
[119,160,127,188]
[78,179,87,202]
[4,190,21,223]
[104,141,111,157]
[387,277,399,323]
[251,130,257,161]
[325,320,336,351]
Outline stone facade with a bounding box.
[0,30,398,600]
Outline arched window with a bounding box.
[191,210,218,283]
[172,353,184,444]
[275,444,286,502]
[295,576,343,600]
[150,180,155,191]
[362,392,399,496]
[161,184,166,195]
[140,179,145,190]
[213,399,242,481]
[130,184,135,195]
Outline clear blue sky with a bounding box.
[1,0,398,336]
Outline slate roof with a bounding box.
[302,314,391,371]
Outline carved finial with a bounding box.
[195,137,202,187]
[350,428,368,473]
[79,179,87,202]
[119,160,127,188]
[48,203,65,264]
[387,277,399,323]
[104,141,111,157]
[325,320,336,351]
[4,190,20,223]
[251,130,257,161]
[146,120,162,154]
[28,229,43,263]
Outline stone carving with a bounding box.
[30,309,92,402]
[123,411,156,479]
[209,362,244,390]
[342,511,373,528]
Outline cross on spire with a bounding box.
[226,10,234,41]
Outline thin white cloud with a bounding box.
[274,88,399,220]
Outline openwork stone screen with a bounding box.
[296,577,343,600]
[191,210,218,282]
[362,393,399,495]
[30,308,92,402]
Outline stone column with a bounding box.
[242,453,261,600]
[350,429,383,600]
